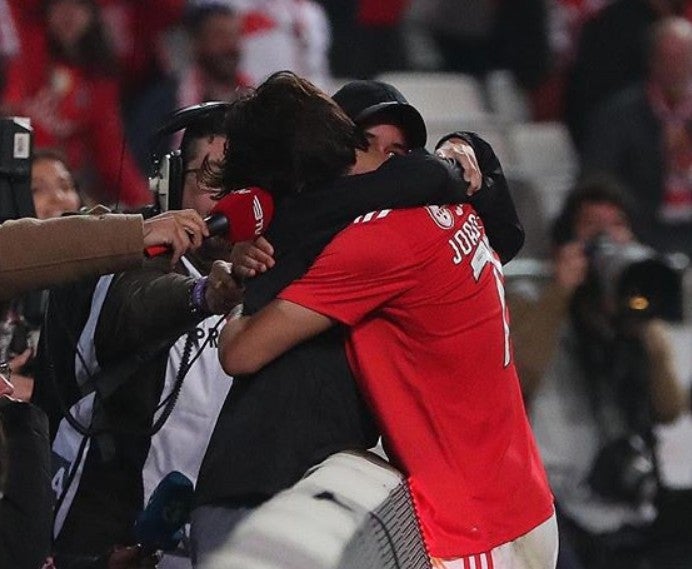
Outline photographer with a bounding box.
[509,178,688,569]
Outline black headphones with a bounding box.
[148,101,233,213]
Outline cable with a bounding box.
[42,287,222,439]
[155,315,226,412]
[147,331,194,436]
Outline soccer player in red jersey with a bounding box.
[216,72,558,568]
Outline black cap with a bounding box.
[332,80,427,149]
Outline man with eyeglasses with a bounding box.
[28,105,243,568]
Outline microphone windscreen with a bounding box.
[210,187,274,243]
[133,471,194,553]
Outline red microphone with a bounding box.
[145,187,274,257]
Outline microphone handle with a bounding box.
[144,213,228,258]
[205,213,228,237]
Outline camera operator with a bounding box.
[509,178,689,569]
[26,105,247,569]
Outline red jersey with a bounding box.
[279,205,553,557]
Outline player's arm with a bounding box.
[219,299,334,375]
[220,216,408,375]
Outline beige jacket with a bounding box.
[0,214,143,301]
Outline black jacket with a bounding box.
[0,401,52,569]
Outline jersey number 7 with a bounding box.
[471,239,511,368]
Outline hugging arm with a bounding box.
[437,132,525,264]
[219,300,333,375]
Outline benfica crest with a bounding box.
[425,205,455,229]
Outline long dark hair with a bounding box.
[207,71,367,199]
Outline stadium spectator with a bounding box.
[224,0,331,89]
[1,0,151,208]
[564,0,687,151]
[581,16,692,256]
[178,3,249,108]
[31,149,82,220]
[125,2,250,167]
[530,0,611,120]
[100,0,187,174]
[316,0,409,78]
[97,0,185,99]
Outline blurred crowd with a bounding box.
[1,1,692,569]
[2,0,692,255]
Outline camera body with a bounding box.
[0,116,35,222]
[148,101,232,215]
[148,149,183,214]
[588,434,658,506]
[586,234,686,322]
